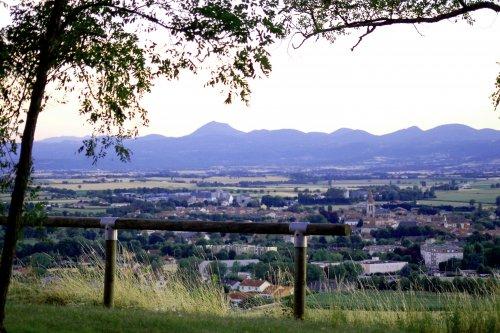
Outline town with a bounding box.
[4,170,498,309]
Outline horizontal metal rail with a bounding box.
[0,215,350,319]
[0,216,350,236]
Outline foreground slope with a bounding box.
[3,303,378,333]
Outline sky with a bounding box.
[1,7,500,139]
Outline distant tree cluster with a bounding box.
[462,233,500,271]
[324,262,363,282]
[39,187,77,198]
[433,180,459,191]
[379,245,424,265]
[298,192,350,205]
[358,275,497,295]
[382,202,475,213]
[261,195,289,207]
[371,225,446,239]
[367,185,435,202]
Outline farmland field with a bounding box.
[307,290,457,311]
[435,189,499,203]
[39,179,196,191]
[2,175,497,213]
[35,175,290,191]
[49,207,108,214]
[422,184,500,207]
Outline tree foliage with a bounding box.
[0,0,285,178]
[285,1,500,48]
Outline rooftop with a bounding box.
[240,278,268,288]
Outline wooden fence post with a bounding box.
[101,218,118,308]
[0,216,349,314]
[290,222,308,320]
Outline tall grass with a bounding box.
[9,247,500,332]
[305,282,499,332]
[10,246,228,315]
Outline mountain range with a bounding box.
[32,122,500,171]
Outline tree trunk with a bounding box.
[0,1,66,331]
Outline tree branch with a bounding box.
[63,2,181,33]
[302,1,500,40]
[351,26,376,51]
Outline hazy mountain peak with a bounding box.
[189,121,242,137]
[331,128,371,135]
[32,122,500,171]
[431,123,473,130]
[399,126,423,133]
[331,128,355,135]
[139,134,168,141]
[38,136,85,143]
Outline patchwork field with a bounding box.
[421,182,500,207]
[2,176,497,212]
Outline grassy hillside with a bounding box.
[8,276,499,332]
[5,303,348,333]
[5,298,499,333]
[7,251,499,332]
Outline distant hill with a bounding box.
[32,122,500,171]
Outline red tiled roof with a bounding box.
[240,278,267,287]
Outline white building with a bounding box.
[363,245,397,256]
[198,259,259,280]
[212,190,234,205]
[360,258,408,274]
[344,220,359,227]
[238,278,271,293]
[205,244,277,256]
[311,258,407,275]
[420,243,463,270]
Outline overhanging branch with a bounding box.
[303,1,500,41]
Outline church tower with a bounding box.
[366,191,375,218]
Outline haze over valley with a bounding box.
[33,122,500,171]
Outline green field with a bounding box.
[433,188,499,204]
[3,303,306,333]
[36,175,290,192]
[420,187,500,208]
[307,291,457,311]
[49,207,108,214]
[0,303,395,333]
[5,294,499,333]
[43,180,197,191]
[3,176,498,213]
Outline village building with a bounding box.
[363,245,398,255]
[420,243,464,270]
[238,278,271,293]
[205,244,277,256]
[366,191,376,218]
[235,194,253,206]
[311,258,407,275]
[359,258,408,275]
[198,259,259,280]
[227,279,293,307]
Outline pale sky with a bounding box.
[2,8,500,139]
